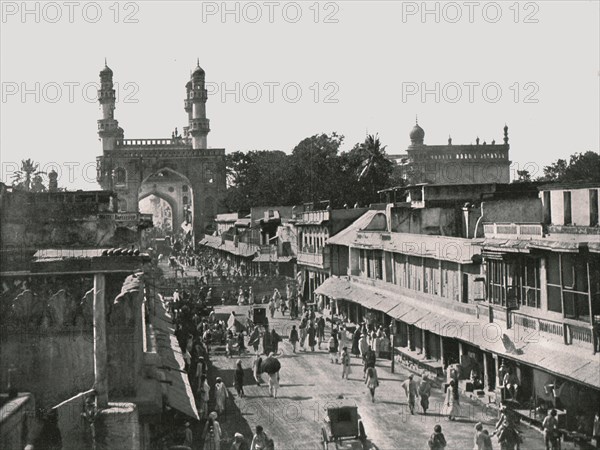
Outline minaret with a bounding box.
[97,60,123,151]
[187,59,210,149]
[503,124,509,144]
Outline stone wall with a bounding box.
[0,328,95,408]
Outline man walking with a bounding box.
[341,347,351,379]
[419,374,433,415]
[363,345,376,379]
[402,374,419,415]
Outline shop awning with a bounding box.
[314,277,394,312]
[151,297,199,420]
[253,254,295,263]
[317,277,600,389]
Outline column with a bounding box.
[483,352,490,390]
[93,273,108,408]
[422,328,429,358]
[439,335,445,366]
[539,256,548,311]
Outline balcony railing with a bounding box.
[297,248,329,268]
[483,223,543,238]
[511,310,594,349]
[115,138,192,148]
[298,210,330,224]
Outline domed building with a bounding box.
[390,119,511,185]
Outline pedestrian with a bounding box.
[328,333,338,363]
[359,334,369,359]
[317,316,326,349]
[214,377,229,415]
[341,347,352,379]
[234,359,245,398]
[363,345,376,379]
[427,424,447,449]
[444,379,460,421]
[203,411,222,450]
[183,421,193,448]
[231,432,249,450]
[542,409,560,450]
[272,288,281,311]
[474,422,485,450]
[250,425,272,450]
[402,374,419,415]
[262,327,272,355]
[226,331,236,358]
[248,287,255,305]
[365,366,379,402]
[266,353,280,398]
[289,325,299,353]
[338,326,347,358]
[238,331,246,356]
[249,326,260,354]
[252,355,262,386]
[270,328,281,355]
[307,323,317,352]
[268,299,275,318]
[419,374,433,415]
[198,374,210,420]
[299,317,308,351]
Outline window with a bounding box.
[182,185,189,193]
[546,253,592,320]
[373,251,383,280]
[521,257,541,308]
[114,168,126,185]
[590,189,599,226]
[543,191,552,224]
[563,191,572,225]
[486,258,518,307]
[183,196,189,205]
[118,198,127,212]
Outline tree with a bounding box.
[539,151,600,183]
[514,170,532,183]
[11,159,47,192]
[342,134,394,206]
[288,132,346,206]
[224,150,292,212]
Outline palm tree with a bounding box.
[356,134,393,203]
[12,159,46,192]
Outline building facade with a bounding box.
[317,182,599,439]
[390,121,512,185]
[95,62,226,237]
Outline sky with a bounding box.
[1,0,599,189]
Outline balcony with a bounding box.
[297,210,330,224]
[511,310,594,350]
[483,222,543,239]
[297,247,329,269]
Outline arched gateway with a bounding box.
[96,61,225,239]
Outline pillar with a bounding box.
[94,273,108,408]
[483,352,490,390]
[422,328,429,359]
[493,353,500,387]
[96,402,141,450]
[539,256,548,311]
[439,335,445,366]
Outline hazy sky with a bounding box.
[1,1,599,189]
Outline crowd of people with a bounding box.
[157,242,532,450]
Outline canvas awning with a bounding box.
[316,277,600,389]
[152,296,199,420]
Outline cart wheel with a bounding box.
[321,428,329,450]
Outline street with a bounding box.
[203,307,548,450]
